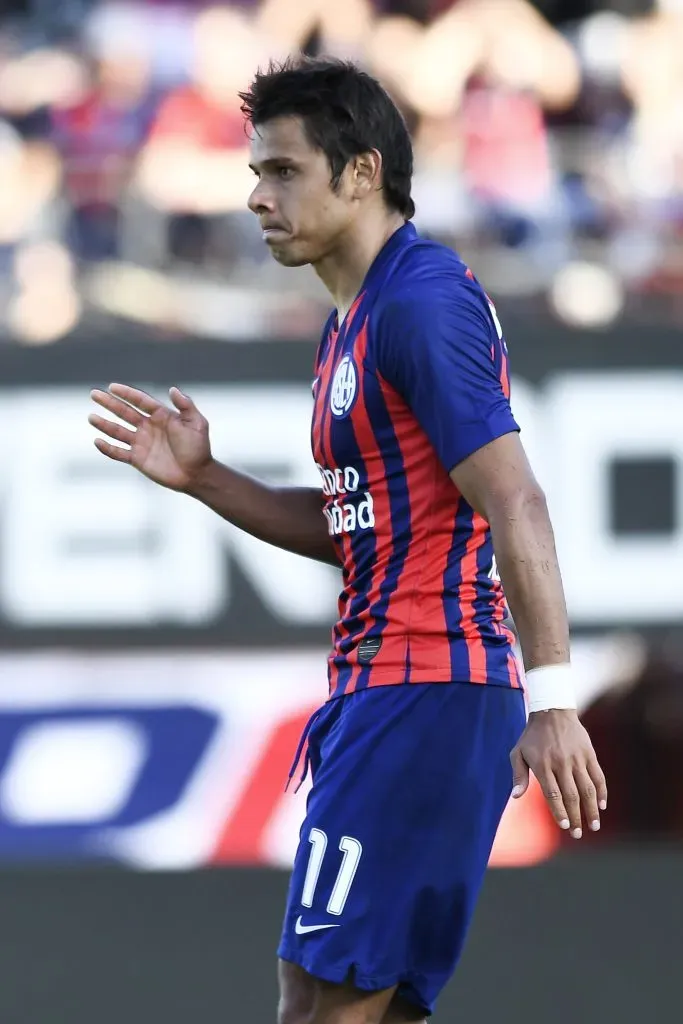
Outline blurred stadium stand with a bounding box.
[0,0,682,343]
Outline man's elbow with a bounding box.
[490,481,550,526]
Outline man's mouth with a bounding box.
[261,224,288,238]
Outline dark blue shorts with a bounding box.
[278,681,526,1015]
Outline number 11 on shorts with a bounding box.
[301,828,363,916]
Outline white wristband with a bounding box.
[524,663,577,714]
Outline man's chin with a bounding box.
[268,244,310,268]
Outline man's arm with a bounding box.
[186,460,340,567]
[89,384,339,568]
[451,431,569,670]
[451,431,608,838]
[371,269,607,839]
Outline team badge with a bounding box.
[330,356,358,418]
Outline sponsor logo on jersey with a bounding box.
[317,464,375,537]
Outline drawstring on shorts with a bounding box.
[286,705,325,793]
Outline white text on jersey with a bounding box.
[317,464,375,537]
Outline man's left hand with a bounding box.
[510,709,607,839]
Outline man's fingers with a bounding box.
[108,383,162,416]
[537,769,571,832]
[557,768,583,838]
[510,745,529,798]
[89,413,136,446]
[94,437,132,463]
[575,767,600,834]
[91,389,144,428]
[588,755,608,812]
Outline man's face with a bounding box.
[247,116,357,267]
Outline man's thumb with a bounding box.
[170,387,195,413]
[510,747,529,799]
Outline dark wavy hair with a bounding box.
[239,56,415,220]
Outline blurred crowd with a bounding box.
[0,0,682,343]
[580,649,683,846]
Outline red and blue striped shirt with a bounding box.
[312,222,522,699]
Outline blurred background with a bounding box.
[0,0,681,1022]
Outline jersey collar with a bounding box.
[362,221,417,296]
[333,221,417,332]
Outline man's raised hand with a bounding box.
[89,384,212,492]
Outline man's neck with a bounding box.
[314,211,406,327]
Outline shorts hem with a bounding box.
[277,944,431,1013]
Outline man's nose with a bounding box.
[247,181,276,215]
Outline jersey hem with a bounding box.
[327,669,523,698]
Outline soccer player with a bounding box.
[89,58,607,1024]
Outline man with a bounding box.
[89,58,607,1024]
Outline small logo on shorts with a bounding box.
[295,917,340,935]
[357,637,383,664]
[330,356,357,418]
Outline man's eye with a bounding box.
[278,167,294,180]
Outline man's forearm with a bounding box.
[185,459,339,567]
[489,489,570,670]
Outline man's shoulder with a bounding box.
[392,234,466,285]
[374,236,487,323]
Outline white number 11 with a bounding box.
[301,828,363,916]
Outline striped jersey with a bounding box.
[311,222,522,699]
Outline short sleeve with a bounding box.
[373,276,519,472]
